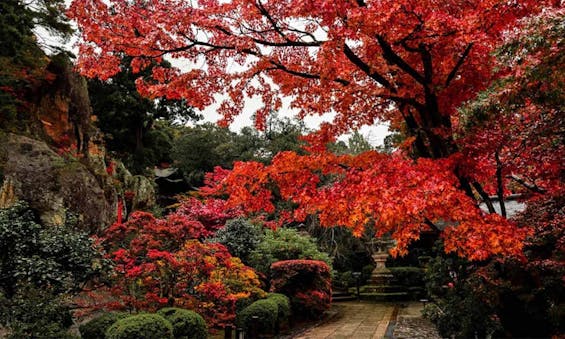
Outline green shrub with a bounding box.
[79,312,128,339]
[237,299,279,334]
[389,267,425,287]
[157,307,207,339]
[0,285,75,339]
[0,202,107,297]
[249,228,332,277]
[267,293,291,323]
[212,218,262,263]
[333,271,355,289]
[105,314,173,339]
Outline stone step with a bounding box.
[332,295,358,302]
[332,291,353,298]
[351,285,406,294]
[358,292,410,301]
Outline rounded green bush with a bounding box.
[105,314,173,339]
[156,307,207,339]
[267,293,291,322]
[79,312,128,339]
[237,299,278,334]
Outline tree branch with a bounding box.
[472,181,496,214]
[507,175,546,194]
[445,43,473,87]
[343,43,396,91]
[376,35,426,85]
[495,149,506,218]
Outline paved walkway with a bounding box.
[292,301,440,339]
[293,301,395,339]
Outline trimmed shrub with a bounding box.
[237,299,279,334]
[267,293,291,323]
[333,271,355,289]
[270,260,332,319]
[79,312,128,339]
[157,307,207,339]
[105,314,173,339]
[389,267,425,287]
[249,228,332,277]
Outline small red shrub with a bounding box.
[270,260,331,318]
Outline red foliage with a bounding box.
[68,0,554,139]
[172,197,243,237]
[101,211,264,327]
[68,1,562,262]
[203,151,530,260]
[270,260,332,318]
[106,160,115,175]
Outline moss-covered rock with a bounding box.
[0,133,118,232]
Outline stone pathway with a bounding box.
[292,301,441,339]
[293,301,395,339]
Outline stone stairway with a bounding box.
[332,288,357,302]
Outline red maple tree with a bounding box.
[68,1,562,259]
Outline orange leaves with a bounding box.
[69,0,552,135]
[204,149,530,260]
[442,214,531,261]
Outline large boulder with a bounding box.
[112,161,156,213]
[0,133,118,232]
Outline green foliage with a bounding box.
[267,293,291,324]
[89,57,199,174]
[212,218,262,262]
[156,307,207,339]
[0,202,106,297]
[389,267,425,287]
[333,271,355,289]
[105,314,173,339]
[237,299,279,334]
[171,115,306,188]
[79,313,128,339]
[0,285,75,339]
[171,123,240,186]
[261,113,307,157]
[423,255,502,338]
[329,130,373,155]
[248,228,332,277]
[0,0,71,130]
[361,265,375,284]
[0,202,107,338]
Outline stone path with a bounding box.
[292,301,441,339]
[293,301,395,339]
